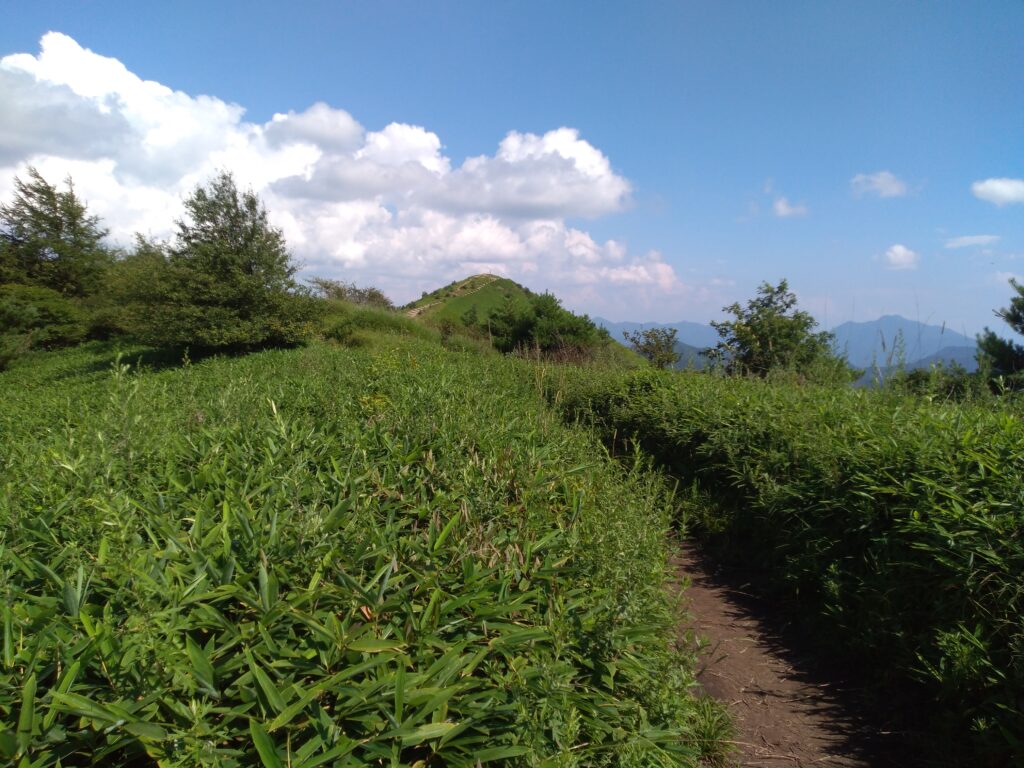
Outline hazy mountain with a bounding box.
[830,315,975,369]
[598,313,979,373]
[907,345,979,372]
[593,318,719,349]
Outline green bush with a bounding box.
[0,283,87,354]
[481,293,600,357]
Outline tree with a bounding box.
[623,327,680,369]
[706,279,851,380]
[977,278,1024,376]
[0,167,111,296]
[128,171,315,350]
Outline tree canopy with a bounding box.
[706,279,851,380]
[127,171,315,350]
[0,166,111,296]
[623,327,680,369]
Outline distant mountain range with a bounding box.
[830,315,976,370]
[595,314,980,372]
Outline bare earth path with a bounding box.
[673,542,913,768]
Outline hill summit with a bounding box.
[404,274,533,323]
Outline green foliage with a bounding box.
[547,366,1024,763]
[707,279,852,381]
[481,293,601,357]
[886,362,990,402]
[0,339,723,766]
[0,283,87,369]
[318,300,441,346]
[124,172,315,351]
[307,277,394,309]
[407,276,532,325]
[0,167,112,297]
[623,327,680,370]
[977,277,1024,377]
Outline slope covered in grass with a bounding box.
[405,275,533,324]
[0,338,723,767]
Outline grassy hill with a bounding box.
[404,274,533,324]
[0,327,722,767]
[404,274,644,368]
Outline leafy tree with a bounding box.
[706,279,851,380]
[0,167,111,296]
[623,327,680,369]
[977,278,1024,376]
[128,171,315,350]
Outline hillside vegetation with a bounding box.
[545,365,1024,764]
[404,275,531,323]
[0,334,725,767]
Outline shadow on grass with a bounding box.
[53,339,297,380]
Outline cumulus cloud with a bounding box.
[850,170,907,198]
[883,244,919,270]
[773,196,807,218]
[972,178,1024,206]
[0,32,673,312]
[945,234,1000,249]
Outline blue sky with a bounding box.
[1,1,1022,334]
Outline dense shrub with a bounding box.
[546,366,1023,764]
[0,283,87,360]
[478,293,601,356]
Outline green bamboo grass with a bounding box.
[0,340,724,767]
[546,365,1024,764]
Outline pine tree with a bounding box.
[0,167,110,296]
[128,171,315,349]
[977,278,1024,375]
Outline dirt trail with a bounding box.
[673,542,912,768]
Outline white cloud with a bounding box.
[883,244,919,270]
[994,271,1022,285]
[773,196,807,218]
[850,170,907,198]
[972,178,1024,206]
[265,102,363,152]
[0,32,670,311]
[945,234,1000,249]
